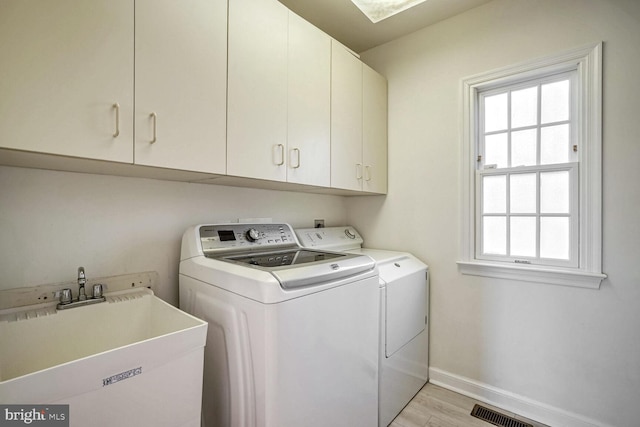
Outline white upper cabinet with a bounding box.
[134,0,227,174]
[331,42,364,192]
[0,0,134,163]
[227,0,289,181]
[0,0,227,174]
[331,42,388,194]
[287,13,331,187]
[227,0,331,185]
[363,64,388,194]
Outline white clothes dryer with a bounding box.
[296,226,429,427]
[179,223,380,427]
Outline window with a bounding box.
[478,74,579,267]
[458,43,606,288]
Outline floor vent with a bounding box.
[470,404,533,427]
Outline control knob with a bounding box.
[245,228,261,242]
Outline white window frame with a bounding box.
[458,42,606,289]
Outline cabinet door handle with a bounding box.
[292,148,301,169]
[356,163,363,180]
[150,112,157,144]
[112,103,120,138]
[275,144,285,166]
[365,165,372,181]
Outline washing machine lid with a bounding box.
[220,248,344,268]
[215,248,374,290]
[188,223,375,290]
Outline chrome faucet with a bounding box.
[77,267,87,301]
[56,266,106,310]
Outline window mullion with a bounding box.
[536,84,542,166]
[506,171,511,258]
[534,84,542,261]
[506,91,512,258]
[478,94,485,170]
[507,91,512,168]
[536,170,541,260]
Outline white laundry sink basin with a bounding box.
[0,288,207,427]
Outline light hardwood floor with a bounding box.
[390,383,550,427]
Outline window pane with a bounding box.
[484,133,508,168]
[511,129,537,167]
[540,124,569,164]
[541,80,569,124]
[483,175,506,213]
[540,217,570,259]
[483,216,507,255]
[510,173,537,214]
[484,93,508,132]
[510,216,537,257]
[541,171,570,213]
[511,86,538,128]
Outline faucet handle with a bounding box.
[92,283,104,299]
[58,288,73,305]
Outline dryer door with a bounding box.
[380,256,427,357]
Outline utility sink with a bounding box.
[0,287,207,427]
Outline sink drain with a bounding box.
[470,404,533,427]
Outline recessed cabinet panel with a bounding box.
[363,64,388,194]
[135,0,227,174]
[287,13,331,187]
[227,0,288,182]
[0,0,133,163]
[331,42,363,192]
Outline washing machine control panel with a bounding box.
[199,223,297,254]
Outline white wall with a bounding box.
[0,166,347,304]
[349,0,640,426]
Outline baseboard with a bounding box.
[428,367,613,427]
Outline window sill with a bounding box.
[456,261,606,289]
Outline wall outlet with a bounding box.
[314,219,325,228]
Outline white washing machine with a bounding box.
[179,223,380,427]
[296,226,429,427]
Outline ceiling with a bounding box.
[278,0,493,53]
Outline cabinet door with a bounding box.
[0,0,133,162]
[331,42,363,191]
[227,0,288,181]
[135,0,227,174]
[287,13,331,187]
[363,65,388,194]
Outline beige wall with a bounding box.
[349,0,640,426]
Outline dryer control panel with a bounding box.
[295,226,364,251]
[199,223,298,254]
